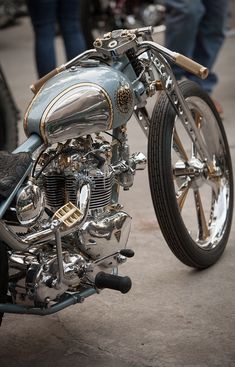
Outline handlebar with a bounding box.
[139,40,208,80]
[30,49,98,94]
[30,66,65,94]
[173,53,208,79]
[30,28,208,95]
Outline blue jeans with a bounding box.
[26,0,86,78]
[165,0,228,93]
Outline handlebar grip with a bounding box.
[30,66,65,94]
[174,53,208,80]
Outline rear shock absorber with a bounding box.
[126,48,147,86]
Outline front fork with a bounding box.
[153,53,215,173]
[133,50,215,174]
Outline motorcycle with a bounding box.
[0,27,233,325]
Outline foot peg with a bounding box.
[95,272,132,294]
[120,249,135,258]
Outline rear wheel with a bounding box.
[148,80,233,268]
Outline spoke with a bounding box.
[176,179,190,211]
[193,189,210,241]
[194,110,203,129]
[192,110,202,157]
[192,141,197,158]
[173,128,189,162]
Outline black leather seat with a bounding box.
[0,151,32,200]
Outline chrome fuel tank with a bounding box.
[24,65,135,144]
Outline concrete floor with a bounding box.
[0,15,235,367]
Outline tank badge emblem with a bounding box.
[116,84,133,114]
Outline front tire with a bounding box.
[148,80,233,268]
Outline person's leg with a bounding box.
[165,0,205,79]
[189,0,229,93]
[26,0,57,78]
[57,0,86,61]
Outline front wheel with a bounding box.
[148,80,233,268]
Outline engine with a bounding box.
[9,134,146,306]
[42,142,115,213]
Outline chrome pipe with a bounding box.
[0,287,97,315]
[54,227,80,287]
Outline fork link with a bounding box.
[127,48,147,86]
[153,53,214,169]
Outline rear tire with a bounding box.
[148,80,233,268]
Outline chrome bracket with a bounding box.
[134,106,150,138]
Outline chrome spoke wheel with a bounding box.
[148,80,233,268]
[172,96,231,251]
